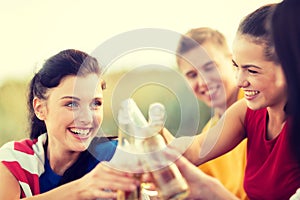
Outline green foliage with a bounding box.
[0,68,211,147]
[0,79,29,146]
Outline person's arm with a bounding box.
[174,154,239,200]
[0,161,139,200]
[167,99,247,165]
[0,162,20,199]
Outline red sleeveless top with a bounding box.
[244,108,300,200]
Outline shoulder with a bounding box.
[0,138,36,158]
[224,99,248,123]
[1,133,47,157]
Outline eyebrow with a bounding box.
[60,96,104,101]
[60,96,80,101]
[202,61,215,68]
[232,59,261,69]
[191,61,214,71]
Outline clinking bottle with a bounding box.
[117,99,148,200]
[142,103,189,200]
[117,99,189,200]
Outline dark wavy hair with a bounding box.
[237,3,279,65]
[27,49,107,185]
[272,0,300,163]
[28,49,104,139]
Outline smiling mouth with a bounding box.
[199,85,219,97]
[244,90,259,97]
[68,128,92,137]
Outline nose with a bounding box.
[236,70,249,88]
[194,74,207,90]
[75,107,93,125]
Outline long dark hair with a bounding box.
[237,3,279,65]
[27,49,106,185]
[28,49,103,139]
[271,0,300,163]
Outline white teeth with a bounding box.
[208,86,218,95]
[200,86,218,96]
[70,128,90,136]
[244,90,259,96]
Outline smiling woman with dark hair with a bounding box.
[0,49,139,199]
[162,3,300,199]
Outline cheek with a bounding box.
[203,69,223,82]
[94,110,103,125]
[274,69,287,89]
[186,79,197,90]
[47,108,73,123]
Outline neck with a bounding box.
[46,141,81,175]
[267,99,288,123]
[266,103,288,140]
[267,107,287,125]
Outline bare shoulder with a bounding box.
[225,98,248,123]
[0,162,20,199]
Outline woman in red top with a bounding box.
[167,3,300,199]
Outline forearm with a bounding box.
[161,128,217,165]
[24,181,82,200]
[183,136,203,165]
[197,177,239,200]
[0,161,137,200]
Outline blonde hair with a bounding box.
[176,27,230,64]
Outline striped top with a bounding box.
[0,134,46,197]
[0,133,118,197]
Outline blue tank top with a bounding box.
[39,139,117,193]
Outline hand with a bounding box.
[165,148,239,200]
[109,144,144,173]
[74,161,140,199]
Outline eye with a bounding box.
[90,99,103,109]
[186,71,197,79]
[66,101,79,109]
[203,63,215,72]
[248,69,258,74]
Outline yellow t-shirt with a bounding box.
[199,91,248,200]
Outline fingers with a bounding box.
[108,148,144,173]
[78,162,140,199]
[174,155,192,173]
[90,189,118,199]
[100,162,142,181]
[93,162,140,190]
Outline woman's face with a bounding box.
[179,43,237,110]
[39,74,104,152]
[232,35,287,110]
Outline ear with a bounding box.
[33,97,47,120]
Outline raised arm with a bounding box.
[167,99,248,165]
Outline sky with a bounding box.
[0,0,281,84]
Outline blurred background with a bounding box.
[0,0,281,146]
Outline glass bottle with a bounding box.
[117,99,147,200]
[142,103,190,200]
[117,99,190,200]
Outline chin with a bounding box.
[211,99,227,110]
[246,102,265,111]
[74,145,89,152]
